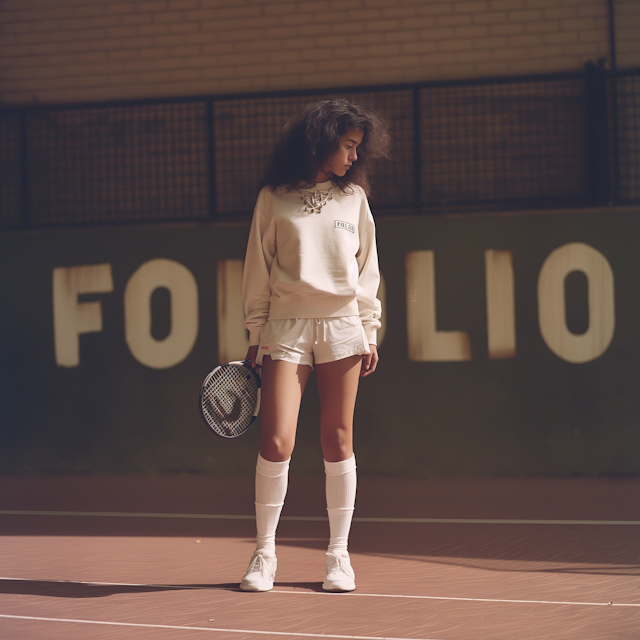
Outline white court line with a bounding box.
[1,577,638,608]
[269,590,640,608]
[0,613,441,640]
[1,510,638,526]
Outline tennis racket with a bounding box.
[199,360,261,438]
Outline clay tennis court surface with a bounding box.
[0,474,638,639]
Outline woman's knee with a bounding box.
[322,443,353,462]
[260,435,295,462]
[320,428,352,462]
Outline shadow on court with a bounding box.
[0,578,284,597]
[0,578,329,600]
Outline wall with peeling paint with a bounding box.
[1,206,639,476]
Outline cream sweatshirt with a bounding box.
[242,180,382,346]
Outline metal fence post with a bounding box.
[206,99,217,221]
[607,0,620,204]
[413,87,422,213]
[584,59,610,206]
[19,110,30,228]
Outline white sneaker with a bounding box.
[240,550,277,591]
[322,552,355,592]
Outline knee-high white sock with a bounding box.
[325,454,357,556]
[254,454,290,555]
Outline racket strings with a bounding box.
[201,365,259,437]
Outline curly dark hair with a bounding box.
[260,98,390,196]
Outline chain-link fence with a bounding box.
[1,65,638,229]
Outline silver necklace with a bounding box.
[297,187,333,214]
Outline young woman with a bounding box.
[240,98,389,592]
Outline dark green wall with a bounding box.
[1,207,639,476]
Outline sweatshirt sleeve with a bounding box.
[356,196,382,345]
[242,198,275,346]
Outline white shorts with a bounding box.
[256,317,370,370]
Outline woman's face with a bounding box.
[318,128,364,182]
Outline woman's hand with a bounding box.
[245,345,259,369]
[360,344,378,377]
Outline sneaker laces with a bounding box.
[246,552,272,576]
[327,554,351,577]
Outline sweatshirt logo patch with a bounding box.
[335,220,355,233]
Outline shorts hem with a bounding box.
[314,345,370,366]
[257,348,313,368]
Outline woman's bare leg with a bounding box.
[259,356,312,461]
[315,355,362,462]
[316,355,361,591]
[241,356,313,591]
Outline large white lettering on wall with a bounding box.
[52,244,616,369]
[537,242,615,364]
[485,250,516,359]
[52,264,114,368]
[124,259,199,369]
[216,260,249,363]
[405,250,471,362]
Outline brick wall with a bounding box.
[0,0,635,105]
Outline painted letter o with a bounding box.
[538,243,614,363]
[124,259,199,369]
